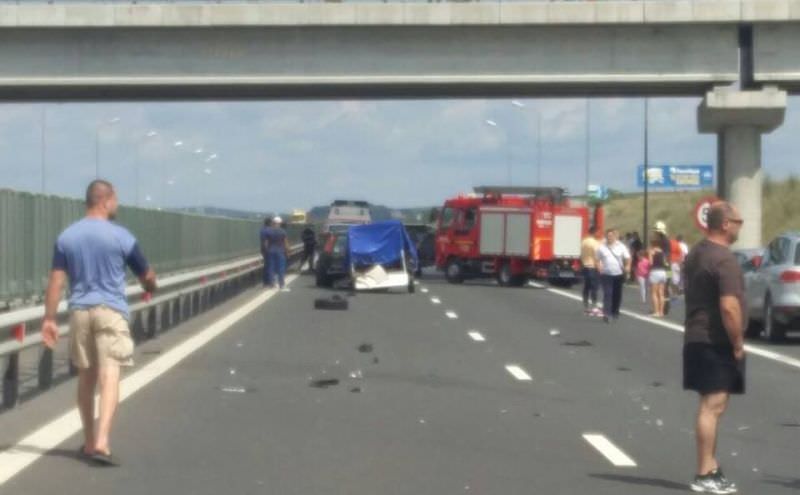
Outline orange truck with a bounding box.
[435,186,603,286]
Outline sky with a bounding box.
[0,96,797,213]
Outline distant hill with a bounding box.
[170,206,268,221]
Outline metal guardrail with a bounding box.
[0,244,304,410]
[0,189,309,307]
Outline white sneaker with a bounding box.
[690,469,737,494]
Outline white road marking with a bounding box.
[420,287,429,294]
[468,331,486,342]
[583,433,637,467]
[505,364,532,381]
[430,297,441,305]
[445,311,458,319]
[538,285,800,372]
[0,275,297,486]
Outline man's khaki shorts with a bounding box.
[69,306,134,369]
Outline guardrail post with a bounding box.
[38,347,53,390]
[2,352,19,409]
[146,309,157,340]
[131,311,145,344]
[182,294,191,321]
[171,299,181,327]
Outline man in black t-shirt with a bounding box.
[300,227,317,272]
[682,201,745,494]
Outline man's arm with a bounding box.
[623,247,632,273]
[595,246,604,273]
[139,268,157,293]
[126,242,157,293]
[720,295,745,360]
[718,256,745,360]
[41,269,66,349]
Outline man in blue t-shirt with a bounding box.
[41,180,157,466]
[259,216,290,291]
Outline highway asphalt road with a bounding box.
[1,272,799,494]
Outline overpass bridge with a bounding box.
[0,0,799,99]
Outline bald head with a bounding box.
[706,200,743,245]
[85,180,119,220]
[85,180,114,208]
[707,201,737,232]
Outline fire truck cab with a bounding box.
[435,186,603,286]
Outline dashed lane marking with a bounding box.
[583,433,637,467]
[505,364,532,381]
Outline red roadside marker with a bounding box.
[12,323,25,342]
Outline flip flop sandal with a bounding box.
[91,452,120,467]
[77,445,92,458]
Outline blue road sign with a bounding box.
[637,165,714,189]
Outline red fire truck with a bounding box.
[435,186,603,286]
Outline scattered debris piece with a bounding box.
[562,340,593,347]
[314,295,349,310]
[309,378,340,389]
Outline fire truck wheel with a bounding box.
[445,259,464,284]
[497,263,513,287]
[510,275,529,287]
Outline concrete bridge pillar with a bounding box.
[698,87,787,249]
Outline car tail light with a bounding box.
[571,260,581,271]
[780,270,800,283]
[324,236,336,254]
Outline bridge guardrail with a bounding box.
[0,244,304,410]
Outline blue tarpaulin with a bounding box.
[347,220,419,268]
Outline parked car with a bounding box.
[740,232,800,341]
[315,227,350,288]
[734,247,764,337]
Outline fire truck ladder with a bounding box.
[473,186,566,202]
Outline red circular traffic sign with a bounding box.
[694,196,719,232]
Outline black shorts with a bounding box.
[683,343,745,395]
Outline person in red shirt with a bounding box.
[670,235,686,296]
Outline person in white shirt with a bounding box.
[596,228,632,323]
